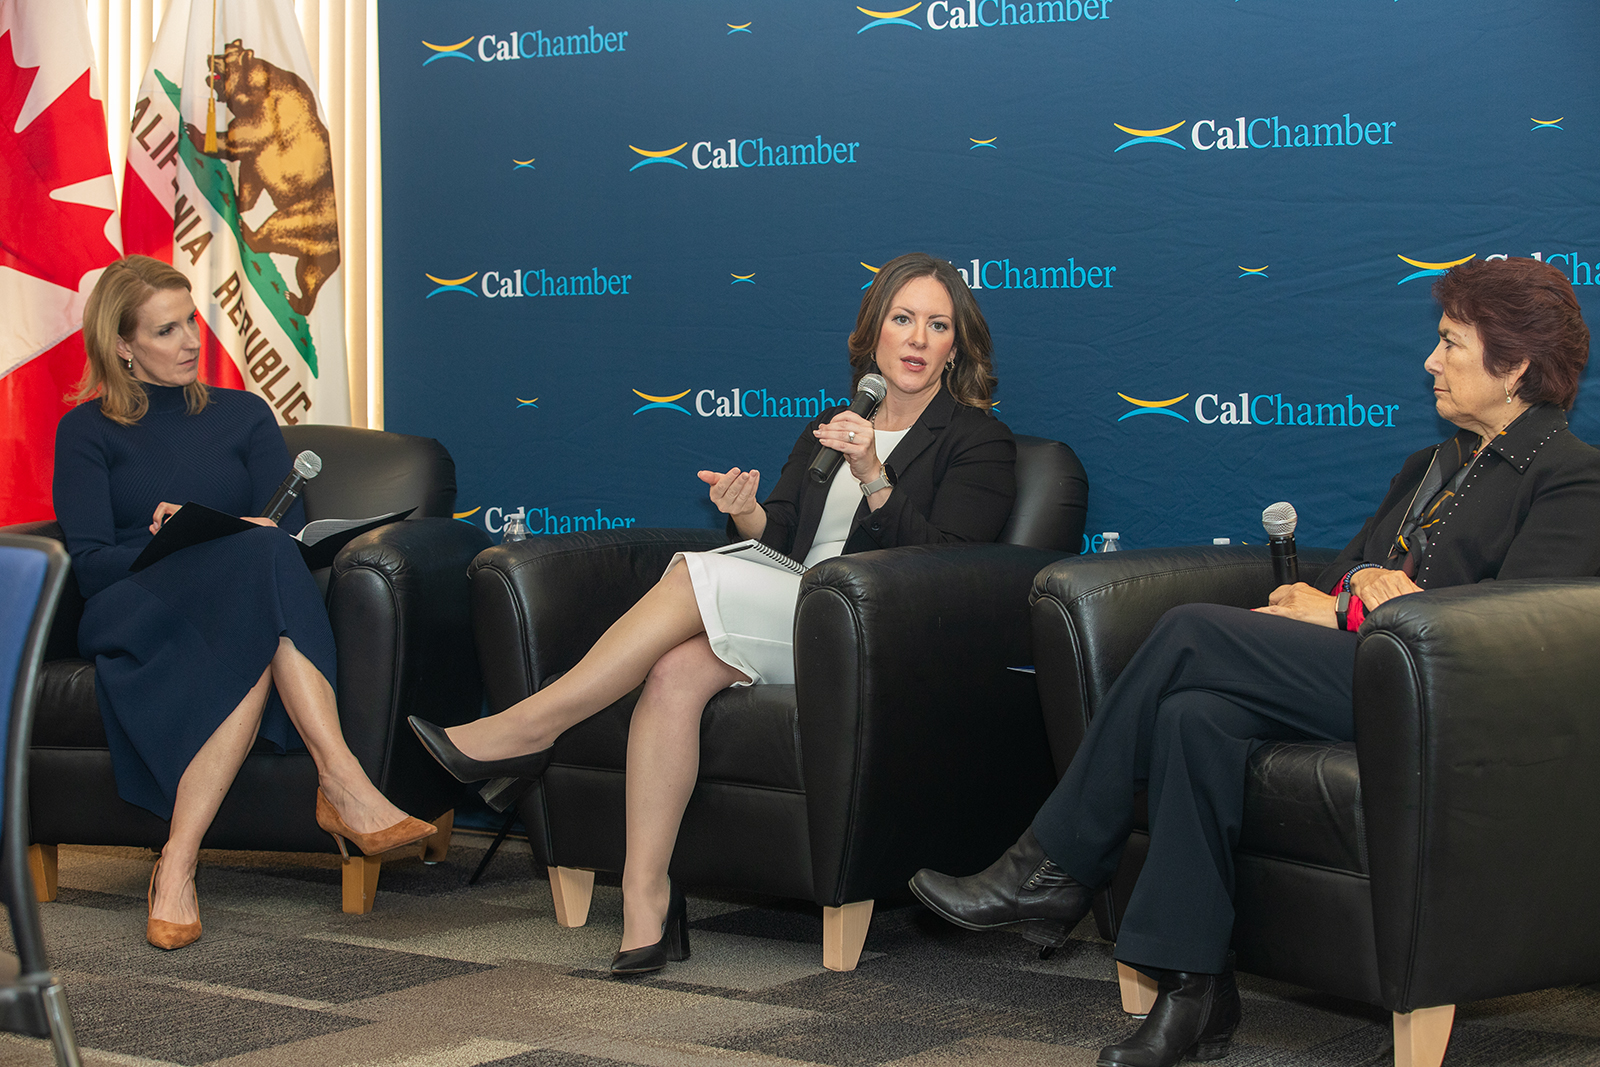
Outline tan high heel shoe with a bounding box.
[146,857,201,950]
[315,788,437,857]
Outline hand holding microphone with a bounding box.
[808,374,888,483]
[264,450,323,524]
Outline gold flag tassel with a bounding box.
[203,0,218,152]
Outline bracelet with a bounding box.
[1341,562,1383,592]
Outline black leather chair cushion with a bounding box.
[542,682,804,793]
[1000,435,1089,551]
[282,424,456,522]
[1240,741,1366,875]
[32,660,100,748]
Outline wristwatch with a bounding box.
[860,464,895,496]
[1334,587,1351,631]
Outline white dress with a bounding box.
[676,428,909,686]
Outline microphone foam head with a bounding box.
[293,450,323,479]
[858,373,888,402]
[1261,501,1298,538]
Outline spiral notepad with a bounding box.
[707,538,807,575]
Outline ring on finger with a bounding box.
[847,430,857,442]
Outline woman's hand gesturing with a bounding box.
[814,411,881,485]
[698,467,766,540]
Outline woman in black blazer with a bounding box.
[910,257,1600,1067]
[411,253,1016,974]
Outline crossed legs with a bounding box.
[149,636,415,925]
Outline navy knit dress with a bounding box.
[52,384,336,819]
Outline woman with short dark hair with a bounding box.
[911,257,1600,1067]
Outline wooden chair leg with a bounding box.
[341,855,382,914]
[28,844,57,903]
[423,809,454,863]
[822,899,874,972]
[549,866,595,927]
[1118,962,1159,1015]
[1393,1004,1455,1067]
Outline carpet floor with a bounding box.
[2,836,1598,1067]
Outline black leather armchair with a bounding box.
[470,435,1087,969]
[4,425,491,914]
[1029,545,1600,1067]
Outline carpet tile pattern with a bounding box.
[0,837,1597,1066]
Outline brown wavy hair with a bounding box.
[847,253,997,408]
[73,255,208,425]
[1432,257,1589,410]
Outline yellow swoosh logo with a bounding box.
[1118,393,1190,408]
[970,137,998,145]
[1238,266,1268,273]
[512,158,535,165]
[730,273,755,280]
[1115,121,1185,138]
[422,38,474,53]
[425,273,478,286]
[1396,254,1475,270]
[1531,117,1564,125]
[858,4,921,17]
[629,143,689,158]
[633,389,693,403]
[728,22,752,29]
[860,262,881,273]
[453,507,482,519]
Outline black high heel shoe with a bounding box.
[610,881,690,976]
[407,716,553,812]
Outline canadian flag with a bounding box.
[0,0,121,524]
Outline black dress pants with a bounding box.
[1031,603,1358,974]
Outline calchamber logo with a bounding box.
[1394,251,1597,287]
[424,268,633,298]
[633,386,851,418]
[629,137,861,172]
[460,505,639,536]
[1114,114,1397,153]
[1119,391,1399,428]
[857,0,1113,32]
[421,26,629,66]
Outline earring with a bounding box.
[124,357,133,371]
[946,359,955,371]
[1505,383,1513,404]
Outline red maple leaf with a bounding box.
[0,29,119,291]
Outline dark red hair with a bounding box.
[1432,257,1590,410]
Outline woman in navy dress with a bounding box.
[53,256,435,950]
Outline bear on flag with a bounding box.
[121,0,348,431]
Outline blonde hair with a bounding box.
[74,255,208,425]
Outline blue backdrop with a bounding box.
[379,0,1599,554]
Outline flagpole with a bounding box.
[203,0,218,152]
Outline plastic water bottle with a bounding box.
[1101,532,1121,552]
[501,510,529,544]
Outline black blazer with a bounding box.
[741,388,1017,562]
[1315,403,1600,592]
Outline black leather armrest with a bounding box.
[0,520,81,661]
[793,542,1069,904]
[469,528,726,712]
[1353,577,1600,1010]
[327,517,491,798]
[1029,545,1340,770]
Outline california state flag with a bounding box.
[121,0,348,428]
[0,0,120,524]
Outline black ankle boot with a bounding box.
[1097,961,1240,1067]
[908,827,1095,948]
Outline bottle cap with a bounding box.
[1213,538,1230,545]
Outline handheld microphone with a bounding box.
[265,450,323,524]
[1261,501,1299,587]
[807,373,889,483]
